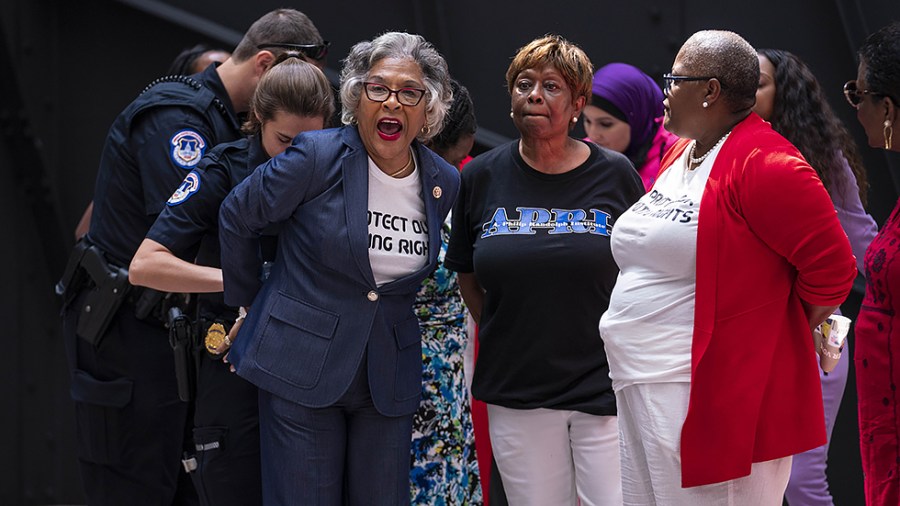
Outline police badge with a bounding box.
[204,322,229,354]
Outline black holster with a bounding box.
[56,239,90,309]
[72,245,131,346]
[168,307,196,402]
[133,287,167,321]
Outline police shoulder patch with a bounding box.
[170,129,207,168]
[167,171,201,206]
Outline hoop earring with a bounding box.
[885,120,893,151]
[421,124,431,136]
[702,101,709,109]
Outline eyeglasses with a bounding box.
[662,73,716,96]
[257,41,330,61]
[363,82,427,106]
[843,80,882,108]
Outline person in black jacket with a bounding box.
[59,9,327,505]
[129,56,334,506]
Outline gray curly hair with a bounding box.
[340,32,452,141]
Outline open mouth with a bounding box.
[377,118,403,140]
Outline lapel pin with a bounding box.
[432,186,442,199]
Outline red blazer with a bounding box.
[657,114,857,487]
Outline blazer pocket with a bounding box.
[256,292,339,389]
[393,316,423,401]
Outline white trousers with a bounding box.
[616,383,792,506]
[487,404,622,506]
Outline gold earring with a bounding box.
[885,119,893,150]
[421,124,431,136]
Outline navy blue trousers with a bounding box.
[257,356,414,505]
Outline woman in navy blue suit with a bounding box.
[218,31,459,505]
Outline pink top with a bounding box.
[639,117,679,191]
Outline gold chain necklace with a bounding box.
[389,147,415,177]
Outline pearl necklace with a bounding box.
[389,147,415,177]
[688,131,731,169]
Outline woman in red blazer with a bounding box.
[599,30,856,504]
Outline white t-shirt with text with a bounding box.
[599,140,725,391]
[367,155,428,286]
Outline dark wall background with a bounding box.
[1,0,898,503]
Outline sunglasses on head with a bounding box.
[257,41,330,61]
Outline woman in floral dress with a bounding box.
[411,79,482,505]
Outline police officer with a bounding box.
[59,9,328,505]
[128,56,334,506]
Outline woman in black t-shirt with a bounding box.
[445,35,643,506]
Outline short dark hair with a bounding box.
[428,79,476,154]
[231,9,323,63]
[859,21,900,106]
[167,44,229,75]
[677,30,759,113]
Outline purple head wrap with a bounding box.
[591,63,665,157]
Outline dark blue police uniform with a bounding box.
[146,136,269,506]
[62,64,242,506]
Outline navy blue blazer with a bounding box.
[218,125,460,416]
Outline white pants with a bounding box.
[616,383,792,506]
[487,404,622,506]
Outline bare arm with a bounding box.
[802,300,839,334]
[457,272,485,325]
[74,202,92,240]
[129,238,223,293]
